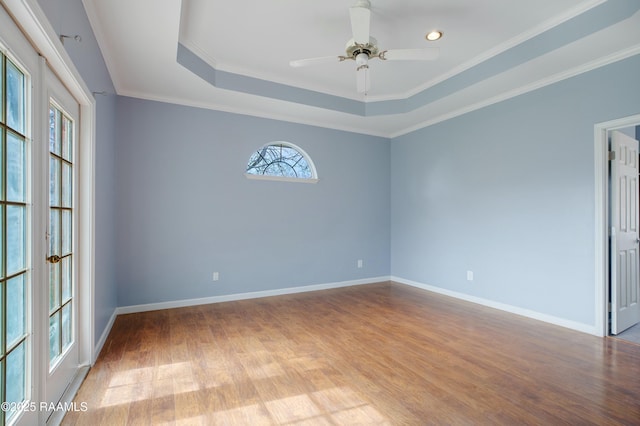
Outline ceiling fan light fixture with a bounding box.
[355,52,369,66]
[426,30,443,41]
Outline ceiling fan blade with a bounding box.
[356,65,370,93]
[349,2,371,45]
[289,56,342,68]
[381,48,440,61]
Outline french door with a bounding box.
[1,4,84,425]
[44,67,79,419]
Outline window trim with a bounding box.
[245,141,318,183]
[245,173,318,184]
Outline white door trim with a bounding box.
[595,114,640,337]
[2,0,96,366]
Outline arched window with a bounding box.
[245,142,318,183]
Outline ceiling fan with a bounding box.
[289,0,440,94]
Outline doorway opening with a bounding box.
[595,115,640,338]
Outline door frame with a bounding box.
[595,114,640,337]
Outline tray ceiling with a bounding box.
[82,0,640,137]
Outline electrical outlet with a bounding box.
[357,259,363,268]
[212,272,219,281]
[466,270,473,281]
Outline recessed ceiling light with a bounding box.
[426,31,443,41]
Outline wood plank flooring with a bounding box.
[62,282,640,425]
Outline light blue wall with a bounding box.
[38,0,118,346]
[115,97,390,307]
[391,54,640,326]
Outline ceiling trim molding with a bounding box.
[113,89,392,138]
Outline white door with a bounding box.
[44,66,80,415]
[610,130,640,334]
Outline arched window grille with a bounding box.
[245,142,318,183]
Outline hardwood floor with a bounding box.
[62,282,640,425]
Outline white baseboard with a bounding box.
[93,275,598,364]
[46,365,89,426]
[92,309,117,364]
[391,276,600,336]
[116,276,391,315]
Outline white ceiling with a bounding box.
[82,0,640,137]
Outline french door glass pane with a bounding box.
[7,205,25,275]
[62,163,71,207]
[49,107,55,152]
[49,263,59,311]
[0,207,3,277]
[6,342,26,422]
[6,275,25,347]
[62,304,71,349]
[6,60,25,134]
[0,281,3,354]
[7,132,25,202]
[62,210,71,254]
[0,132,3,203]
[49,313,60,362]
[0,57,3,121]
[50,108,61,155]
[61,257,71,301]
[63,115,72,161]
[50,156,60,207]
[49,208,60,256]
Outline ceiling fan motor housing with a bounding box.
[352,0,371,8]
[345,37,379,60]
